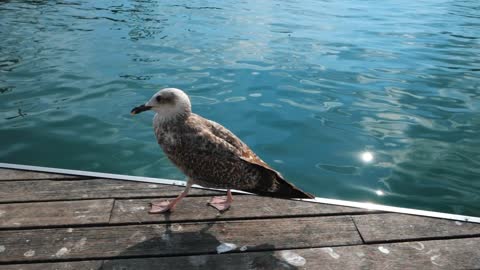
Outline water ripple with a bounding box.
[1,0,479,216]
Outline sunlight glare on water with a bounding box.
[361,152,374,163]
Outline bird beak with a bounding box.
[131,104,152,115]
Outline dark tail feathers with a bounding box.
[244,169,315,199]
[257,177,315,199]
[241,158,315,199]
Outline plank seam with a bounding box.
[108,199,116,224]
[0,211,380,231]
[350,215,367,244]
[0,177,93,181]
[362,233,480,245]
[0,194,231,205]
[99,259,106,269]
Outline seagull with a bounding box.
[131,88,314,213]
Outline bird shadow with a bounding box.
[101,212,299,270]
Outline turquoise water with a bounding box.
[1,0,479,216]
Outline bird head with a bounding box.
[131,88,192,121]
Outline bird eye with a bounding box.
[156,96,162,102]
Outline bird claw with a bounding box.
[208,196,231,212]
[149,200,173,214]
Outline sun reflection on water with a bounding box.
[361,151,374,163]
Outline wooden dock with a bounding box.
[0,167,479,269]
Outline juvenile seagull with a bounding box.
[131,88,314,213]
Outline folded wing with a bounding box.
[202,117,314,199]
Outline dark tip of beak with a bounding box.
[131,104,152,115]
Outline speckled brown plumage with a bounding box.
[153,112,314,199]
[131,88,315,209]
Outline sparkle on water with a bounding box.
[0,0,479,217]
[361,152,374,163]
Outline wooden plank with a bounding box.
[6,237,480,270]
[1,261,102,270]
[0,199,114,228]
[0,168,85,181]
[0,216,361,263]
[0,179,220,203]
[353,213,480,243]
[100,237,480,270]
[110,196,372,224]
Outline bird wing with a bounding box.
[202,118,274,170]
[198,116,314,199]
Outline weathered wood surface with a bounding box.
[0,216,361,263]
[7,237,480,270]
[0,196,369,229]
[100,237,480,270]
[0,179,221,203]
[0,168,85,181]
[0,199,114,229]
[1,167,480,269]
[1,261,102,270]
[353,213,480,243]
[110,196,372,224]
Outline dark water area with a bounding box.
[1,0,479,216]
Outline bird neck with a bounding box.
[153,109,190,126]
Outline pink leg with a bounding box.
[149,180,192,214]
[208,189,233,211]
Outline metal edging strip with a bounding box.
[1,162,479,224]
